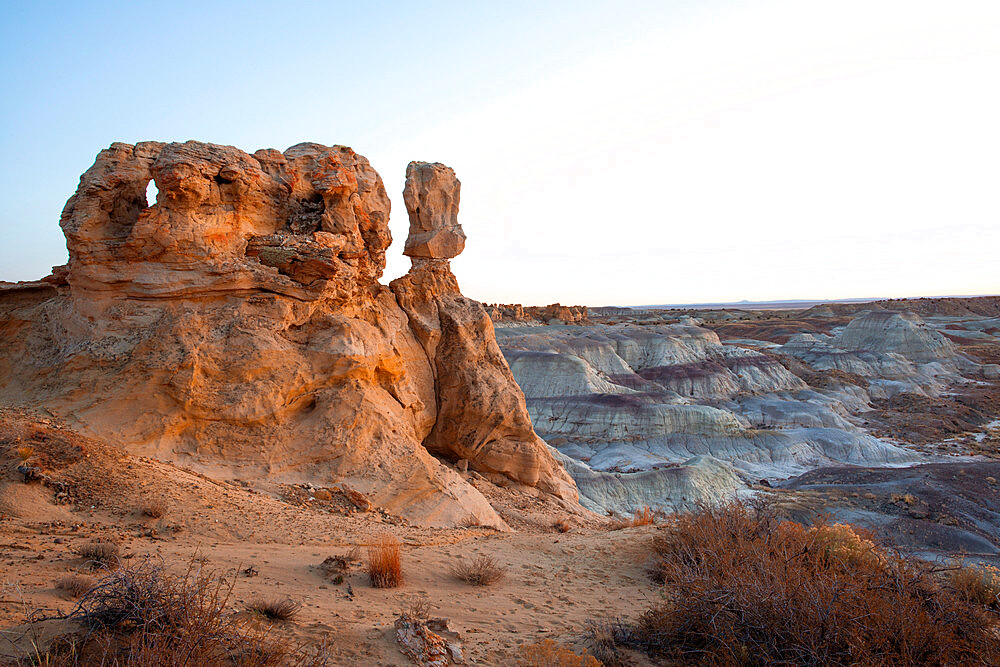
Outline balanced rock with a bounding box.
[391,161,575,499]
[402,162,466,259]
[0,140,578,528]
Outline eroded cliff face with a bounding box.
[0,141,577,528]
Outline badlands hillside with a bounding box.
[497,299,1000,556]
[0,140,998,664]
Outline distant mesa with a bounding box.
[486,303,589,325]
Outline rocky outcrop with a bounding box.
[486,303,588,325]
[390,163,575,499]
[0,142,577,528]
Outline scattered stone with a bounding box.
[395,613,451,667]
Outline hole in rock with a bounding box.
[145,180,159,207]
[287,193,325,235]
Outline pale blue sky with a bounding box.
[2,1,998,305]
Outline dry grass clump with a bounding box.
[630,506,656,526]
[16,445,35,461]
[140,498,168,519]
[518,638,601,666]
[367,533,402,588]
[553,518,572,533]
[54,574,94,599]
[246,596,302,621]
[451,554,506,586]
[74,541,120,567]
[610,505,657,530]
[951,562,1000,610]
[33,558,330,665]
[621,500,1000,665]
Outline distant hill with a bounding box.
[632,295,997,312]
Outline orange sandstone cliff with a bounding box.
[0,141,577,528]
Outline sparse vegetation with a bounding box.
[318,547,360,579]
[891,492,918,506]
[610,505,657,530]
[54,574,94,599]
[32,558,329,665]
[74,541,119,567]
[553,518,571,533]
[140,498,168,519]
[599,500,1000,665]
[630,506,656,526]
[451,554,506,586]
[950,561,1000,610]
[16,445,35,461]
[518,638,601,666]
[246,596,302,621]
[367,533,402,588]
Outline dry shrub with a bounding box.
[319,546,361,579]
[808,521,879,568]
[319,557,348,577]
[585,619,634,667]
[16,445,35,461]
[628,500,1000,665]
[37,558,330,666]
[140,499,168,519]
[367,534,402,588]
[451,554,506,586]
[75,541,119,567]
[246,597,301,621]
[951,562,1000,610]
[518,638,601,666]
[553,519,571,533]
[55,574,94,599]
[405,598,431,620]
[891,492,918,506]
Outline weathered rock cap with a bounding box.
[402,161,466,259]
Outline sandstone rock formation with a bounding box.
[390,163,575,499]
[401,162,465,259]
[0,141,577,528]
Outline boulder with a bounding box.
[402,162,466,259]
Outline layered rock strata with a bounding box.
[0,142,577,527]
[495,321,925,513]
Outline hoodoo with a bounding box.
[0,141,578,528]
[391,162,576,499]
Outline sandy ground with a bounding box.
[0,412,658,665]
